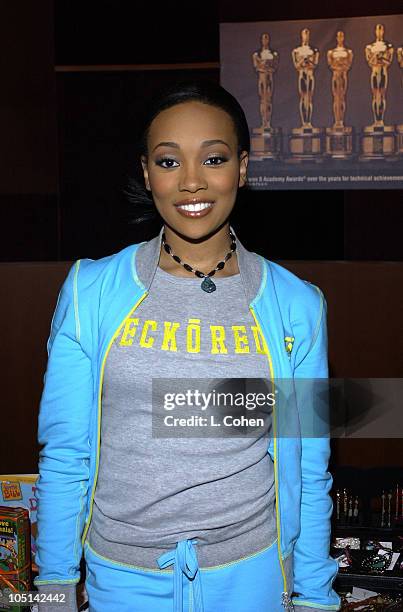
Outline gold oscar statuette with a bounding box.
[288,28,324,162]
[250,32,282,160]
[325,31,354,159]
[360,23,396,160]
[396,45,403,155]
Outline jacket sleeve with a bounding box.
[291,287,341,611]
[34,260,92,594]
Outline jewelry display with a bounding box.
[333,537,361,550]
[360,548,393,573]
[353,496,359,519]
[335,540,398,575]
[334,488,361,525]
[333,476,403,608]
[334,483,403,528]
[375,486,403,527]
[395,484,399,520]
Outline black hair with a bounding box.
[124,79,250,225]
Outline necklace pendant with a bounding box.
[201,277,216,293]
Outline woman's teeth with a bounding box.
[177,202,213,211]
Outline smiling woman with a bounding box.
[33,80,341,612]
[140,99,249,287]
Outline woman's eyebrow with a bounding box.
[201,139,231,148]
[152,141,179,152]
[152,139,231,153]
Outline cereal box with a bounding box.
[0,476,38,567]
[0,506,31,611]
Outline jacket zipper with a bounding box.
[249,306,294,611]
[81,289,149,546]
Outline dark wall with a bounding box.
[0,1,58,194]
[0,1,59,261]
[54,1,401,65]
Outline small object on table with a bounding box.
[348,495,353,521]
[360,542,393,574]
[334,537,360,550]
[387,490,392,528]
[353,495,359,523]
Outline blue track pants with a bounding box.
[84,537,293,612]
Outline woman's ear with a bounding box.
[140,155,151,191]
[238,151,249,188]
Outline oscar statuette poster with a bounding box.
[220,14,403,190]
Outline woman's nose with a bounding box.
[178,163,208,192]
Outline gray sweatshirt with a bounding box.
[89,266,277,567]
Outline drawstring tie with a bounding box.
[157,538,204,612]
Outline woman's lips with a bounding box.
[174,201,215,218]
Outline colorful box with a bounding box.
[0,476,38,567]
[0,506,31,611]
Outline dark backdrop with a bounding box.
[1,0,403,262]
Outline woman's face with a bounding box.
[141,101,248,240]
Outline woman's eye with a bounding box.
[155,158,179,168]
[204,156,227,165]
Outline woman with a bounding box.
[34,80,341,612]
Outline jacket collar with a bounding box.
[134,224,264,306]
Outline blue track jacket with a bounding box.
[34,226,341,611]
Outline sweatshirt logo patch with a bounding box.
[284,336,295,355]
